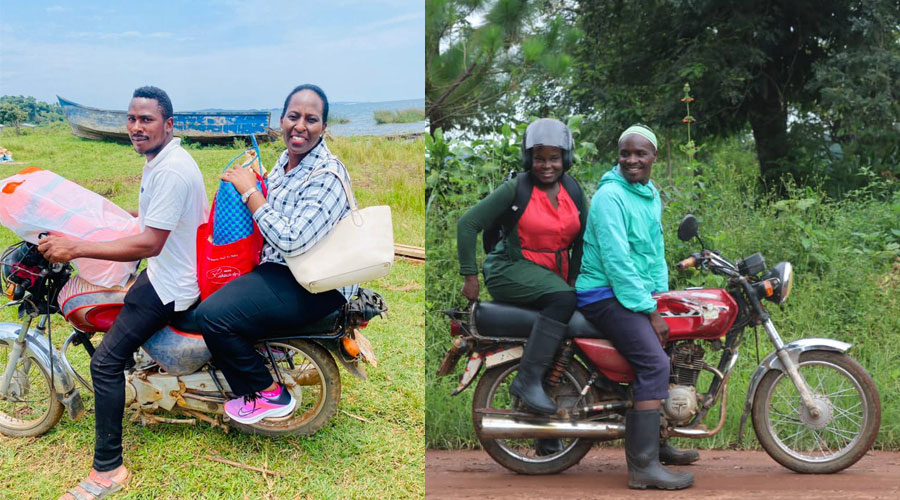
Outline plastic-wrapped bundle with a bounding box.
[0,167,140,287]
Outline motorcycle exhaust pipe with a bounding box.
[479,415,626,440]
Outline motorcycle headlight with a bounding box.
[758,262,793,304]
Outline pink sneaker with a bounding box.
[224,384,296,424]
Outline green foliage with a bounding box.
[425,0,580,133]
[374,108,426,124]
[569,0,900,191]
[0,95,65,125]
[425,127,900,450]
[0,103,28,134]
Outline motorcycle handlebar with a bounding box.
[676,256,698,271]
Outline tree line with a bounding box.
[0,96,65,134]
[425,0,900,198]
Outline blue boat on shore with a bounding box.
[58,96,275,144]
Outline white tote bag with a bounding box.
[284,166,394,293]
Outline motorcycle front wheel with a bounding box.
[751,350,881,473]
[0,341,64,437]
[230,340,341,437]
[472,360,598,475]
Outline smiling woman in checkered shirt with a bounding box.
[194,84,355,424]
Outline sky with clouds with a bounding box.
[0,1,424,110]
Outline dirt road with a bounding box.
[426,449,900,499]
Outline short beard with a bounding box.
[139,143,164,159]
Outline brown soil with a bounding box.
[426,449,900,499]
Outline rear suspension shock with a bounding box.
[546,340,573,387]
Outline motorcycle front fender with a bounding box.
[0,322,84,420]
[737,337,851,442]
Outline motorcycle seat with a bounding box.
[473,301,606,340]
[169,307,342,336]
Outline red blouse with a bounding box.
[516,185,581,281]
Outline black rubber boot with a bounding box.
[509,315,566,415]
[534,439,564,456]
[659,439,699,465]
[625,409,694,490]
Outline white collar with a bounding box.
[145,137,181,169]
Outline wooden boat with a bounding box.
[58,96,275,144]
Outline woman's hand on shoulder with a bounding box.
[461,274,480,302]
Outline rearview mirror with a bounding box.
[677,214,698,242]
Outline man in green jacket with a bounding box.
[576,124,694,490]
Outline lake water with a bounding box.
[268,98,426,137]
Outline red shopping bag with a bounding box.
[196,196,264,299]
[196,144,268,299]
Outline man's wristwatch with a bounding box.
[240,187,258,204]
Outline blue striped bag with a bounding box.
[212,138,267,244]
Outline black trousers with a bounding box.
[528,290,577,324]
[195,262,346,397]
[91,271,176,472]
[579,298,670,402]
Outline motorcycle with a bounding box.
[0,240,385,438]
[436,214,881,475]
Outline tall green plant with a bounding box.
[569,0,900,189]
[426,0,580,134]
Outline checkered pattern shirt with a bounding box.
[252,139,357,300]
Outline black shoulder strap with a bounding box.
[483,171,581,254]
[559,173,584,214]
[481,171,526,254]
[502,171,533,231]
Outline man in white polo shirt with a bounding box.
[40,86,207,500]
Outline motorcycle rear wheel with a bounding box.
[472,360,597,475]
[0,341,64,437]
[230,340,341,437]
[751,350,880,474]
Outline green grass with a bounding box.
[373,109,425,125]
[425,133,900,451]
[0,126,425,499]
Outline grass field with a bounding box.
[373,109,425,125]
[0,126,425,499]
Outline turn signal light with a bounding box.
[4,283,15,299]
[752,279,777,300]
[342,336,361,357]
[450,320,463,337]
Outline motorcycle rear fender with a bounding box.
[335,351,367,380]
[452,346,523,396]
[737,338,851,442]
[321,339,367,380]
[0,322,84,420]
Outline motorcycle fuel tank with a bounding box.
[57,274,131,332]
[654,288,738,340]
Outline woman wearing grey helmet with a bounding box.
[457,118,586,416]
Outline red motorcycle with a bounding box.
[436,214,880,475]
[0,240,384,438]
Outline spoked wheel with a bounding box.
[472,360,597,475]
[230,340,341,437]
[0,340,64,437]
[752,350,881,473]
